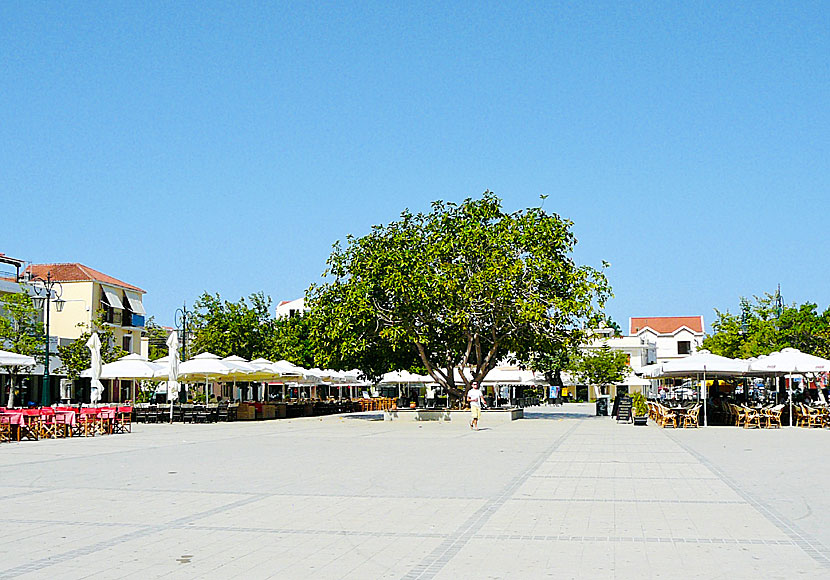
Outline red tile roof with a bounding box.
[630,316,703,335]
[26,263,146,293]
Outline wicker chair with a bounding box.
[683,405,701,428]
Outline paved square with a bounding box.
[1,404,829,578]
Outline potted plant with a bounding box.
[631,391,648,425]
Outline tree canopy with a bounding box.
[0,288,44,407]
[307,192,611,396]
[57,312,127,380]
[568,344,629,396]
[702,292,830,359]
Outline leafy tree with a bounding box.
[307,192,611,399]
[569,344,629,398]
[190,292,275,360]
[144,317,170,361]
[269,314,316,368]
[0,288,44,406]
[703,292,830,358]
[57,312,127,380]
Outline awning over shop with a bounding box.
[102,288,124,310]
[124,290,146,314]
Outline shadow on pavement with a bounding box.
[522,411,597,421]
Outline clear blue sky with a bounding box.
[2,2,828,330]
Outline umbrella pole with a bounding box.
[703,370,708,427]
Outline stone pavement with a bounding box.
[1,404,829,579]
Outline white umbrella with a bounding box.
[749,348,830,427]
[0,350,36,367]
[82,352,163,406]
[654,350,748,427]
[221,355,259,400]
[166,332,180,421]
[86,332,104,404]
[177,352,232,403]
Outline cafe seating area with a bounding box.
[648,401,702,428]
[0,405,132,443]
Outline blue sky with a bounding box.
[2,2,828,330]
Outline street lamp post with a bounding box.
[174,302,190,362]
[30,272,65,406]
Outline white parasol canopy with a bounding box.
[86,332,104,404]
[379,370,433,384]
[0,349,36,367]
[166,331,180,407]
[82,353,162,380]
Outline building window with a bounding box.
[122,335,132,352]
[678,341,691,355]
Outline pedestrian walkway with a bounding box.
[0,404,828,578]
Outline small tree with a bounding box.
[144,317,170,361]
[569,344,629,400]
[57,313,127,380]
[0,288,44,407]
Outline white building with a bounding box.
[275,297,306,318]
[629,316,704,364]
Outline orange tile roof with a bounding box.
[26,263,146,293]
[630,316,703,335]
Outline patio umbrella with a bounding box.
[748,348,830,427]
[221,355,258,400]
[0,350,36,366]
[82,352,164,405]
[655,350,748,427]
[166,331,180,421]
[86,332,104,404]
[177,352,233,403]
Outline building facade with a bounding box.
[629,316,704,364]
[26,263,146,354]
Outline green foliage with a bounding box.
[307,192,611,395]
[569,344,629,388]
[0,287,45,363]
[57,313,127,380]
[630,391,648,416]
[190,292,275,361]
[144,317,170,361]
[268,314,315,368]
[702,292,830,359]
[0,288,45,406]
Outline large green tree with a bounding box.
[190,292,276,360]
[307,192,611,398]
[703,292,830,359]
[0,288,44,406]
[144,317,170,361]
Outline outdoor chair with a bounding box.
[112,407,132,433]
[18,409,41,441]
[182,405,195,423]
[38,408,61,439]
[806,406,825,428]
[683,405,701,428]
[0,415,13,443]
[74,408,99,437]
[218,404,229,421]
[657,404,677,428]
[764,405,784,428]
[795,405,811,428]
[742,406,761,429]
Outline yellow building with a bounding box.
[26,263,146,354]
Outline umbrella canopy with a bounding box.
[657,350,748,377]
[272,360,319,381]
[380,370,433,384]
[166,331,180,404]
[86,332,104,404]
[82,353,162,380]
[177,352,233,380]
[221,355,259,380]
[748,348,830,374]
[0,349,36,367]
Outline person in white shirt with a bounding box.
[467,382,485,430]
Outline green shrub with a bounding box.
[630,391,648,416]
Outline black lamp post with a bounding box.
[30,272,64,406]
[174,302,189,362]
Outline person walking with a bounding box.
[467,381,485,430]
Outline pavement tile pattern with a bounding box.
[1,404,828,579]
